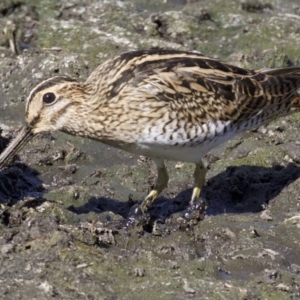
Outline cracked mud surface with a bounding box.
[0,0,300,299]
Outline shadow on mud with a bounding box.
[69,163,300,220]
[204,163,300,215]
[0,164,44,205]
[0,133,44,205]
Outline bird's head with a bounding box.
[25,76,86,134]
[0,75,87,167]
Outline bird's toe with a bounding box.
[183,198,207,221]
[125,204,151,227]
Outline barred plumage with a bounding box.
[1,49,300,220]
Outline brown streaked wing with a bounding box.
[128,56,257,124]
[133,59,300,124]
[91,50,300,125]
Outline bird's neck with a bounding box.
[60,94,112,142]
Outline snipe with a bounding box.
[0,49,300,221]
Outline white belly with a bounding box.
[131,121,237,163]
[136,133,235,162]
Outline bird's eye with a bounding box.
[43,92,56,104]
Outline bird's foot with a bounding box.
[182,198,207,222]
[125,204,151,227]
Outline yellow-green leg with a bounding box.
[183,160,207,219]
[191,160,206,203]
[140,158,169,213]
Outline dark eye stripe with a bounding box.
[26,76,77,116]
[27,76,76,104]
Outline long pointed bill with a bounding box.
[0,125,34,168]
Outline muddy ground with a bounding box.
[0,0,300,299]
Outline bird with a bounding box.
[0,49,300,221]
